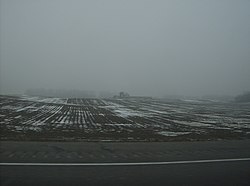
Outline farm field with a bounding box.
[0,95,250,141]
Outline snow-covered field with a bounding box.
[0,95,250,141]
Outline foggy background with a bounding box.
[1,0,250,98]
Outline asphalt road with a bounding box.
[1,140,250,186]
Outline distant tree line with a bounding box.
[235,92,250,102]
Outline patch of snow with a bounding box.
[221,123,250,129]
[20,96,67,104]
[14,126,23,131]
[101,101,144,118]
[174,120,213,127]
[181,99,205,103]
[104,123,133,126]
[157,131,191,136]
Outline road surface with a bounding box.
[1,140,250,186]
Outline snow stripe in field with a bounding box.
[0,158,250,166]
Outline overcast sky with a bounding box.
[0,0,249,97]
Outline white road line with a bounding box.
[1,158,250,166]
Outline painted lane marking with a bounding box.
[1,158,250,166]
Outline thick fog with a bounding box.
[1,0,250,97]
